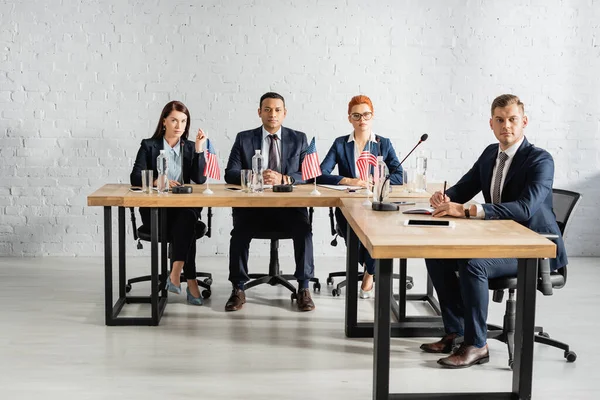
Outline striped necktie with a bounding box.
[268,134,279,172]
[492,152,509,204]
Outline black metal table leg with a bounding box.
[104,206,114,325]
[513,258,538,399]
[151,207,159,325]
[345,227,359,337]
[373,258,393,400]
[118,207,126,299]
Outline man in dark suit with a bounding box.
[421,94,567,368]
[224,92,316,312]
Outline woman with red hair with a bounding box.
[318,95,404,298]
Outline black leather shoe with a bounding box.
[297,288,315,312]
[420,333,458,354]
[437,343,489,369]
[225,288,246,312]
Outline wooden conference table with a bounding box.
[339,198,556,400]
[87,183,434,326]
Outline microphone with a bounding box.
[271,134,293,193]
[372,133,428,211]
[171,140,193,194]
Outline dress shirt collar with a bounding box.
[498,136,524,159]
[262,126,282,141]
[163,138,181,156]
[347,131,377,144]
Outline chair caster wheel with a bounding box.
[406,282,413,290]
[313,283,321,292]
[204,278,213,286]
[291,292,297,302]
[538,331,550,338]
[565,351,577,362]
[508,360,513,369]
[327,277,334,285]
[332,289,340,297]
[202,290,211,299]
[125,284,132,293]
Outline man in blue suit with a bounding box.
[421,94,567,368]
[224,92,316,312]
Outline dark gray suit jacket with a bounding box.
[224,126,308,185]
[447,137,567,270]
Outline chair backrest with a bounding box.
[551,189,582,240]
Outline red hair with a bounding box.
[347,95,374,115]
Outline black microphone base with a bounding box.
[272,184,293,193]
[171,186,193,194]
[371,201,399,212]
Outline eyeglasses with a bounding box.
[350,112,373,121]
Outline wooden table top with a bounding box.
[87,183,434,208]
[339,198,556,260]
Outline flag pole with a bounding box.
[310,179,320,196]
[363,139,373,206]
[203,139,214,194]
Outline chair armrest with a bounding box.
[328,207,336,236]
[540,233,559,243]
[129,207,139,241]
[538,258,553,296]
[206,207,213,238]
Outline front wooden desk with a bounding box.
[340,198,556,400]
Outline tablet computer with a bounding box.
[404,219,455,228]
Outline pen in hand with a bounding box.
[442,180,447,200]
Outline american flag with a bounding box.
[301,137,322,181]
[356,150,377,181]
[204,139,221,181]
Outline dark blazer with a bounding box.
[316,134,404,185]
[130,138,207,186]
[225,126,308,185]
[446,137,567,270]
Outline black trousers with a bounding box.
[228,207,315,286]
[140,207,201,280]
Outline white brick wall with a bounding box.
[1,0,599,257]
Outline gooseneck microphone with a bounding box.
[271,134,294,193]
[371,133,428,211]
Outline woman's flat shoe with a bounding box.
[186,287,203,306]
[359,284,374,299]
[165,276,181,295]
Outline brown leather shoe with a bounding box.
[225,288,246,312]
[420,333,458,354]
[297,288,315,312]
[437,343,489,369]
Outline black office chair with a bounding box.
[243,207,321,302]
[127,207,214,299]
[487,188,581,368]
[326,207,414,296]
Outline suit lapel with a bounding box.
[503,138,530,189]
[481,144,498,201]
[344,138,356,177]
[280,127,289,174]
[252,127,262,168]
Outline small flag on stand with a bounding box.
[204,139,221,181]
[301,137,322,181]
[356,150,377,181]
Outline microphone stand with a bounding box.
[371,134,428,212]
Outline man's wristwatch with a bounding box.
[464,205,471,219]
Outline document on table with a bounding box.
[402,207,435,215]
[318,184,364,191]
